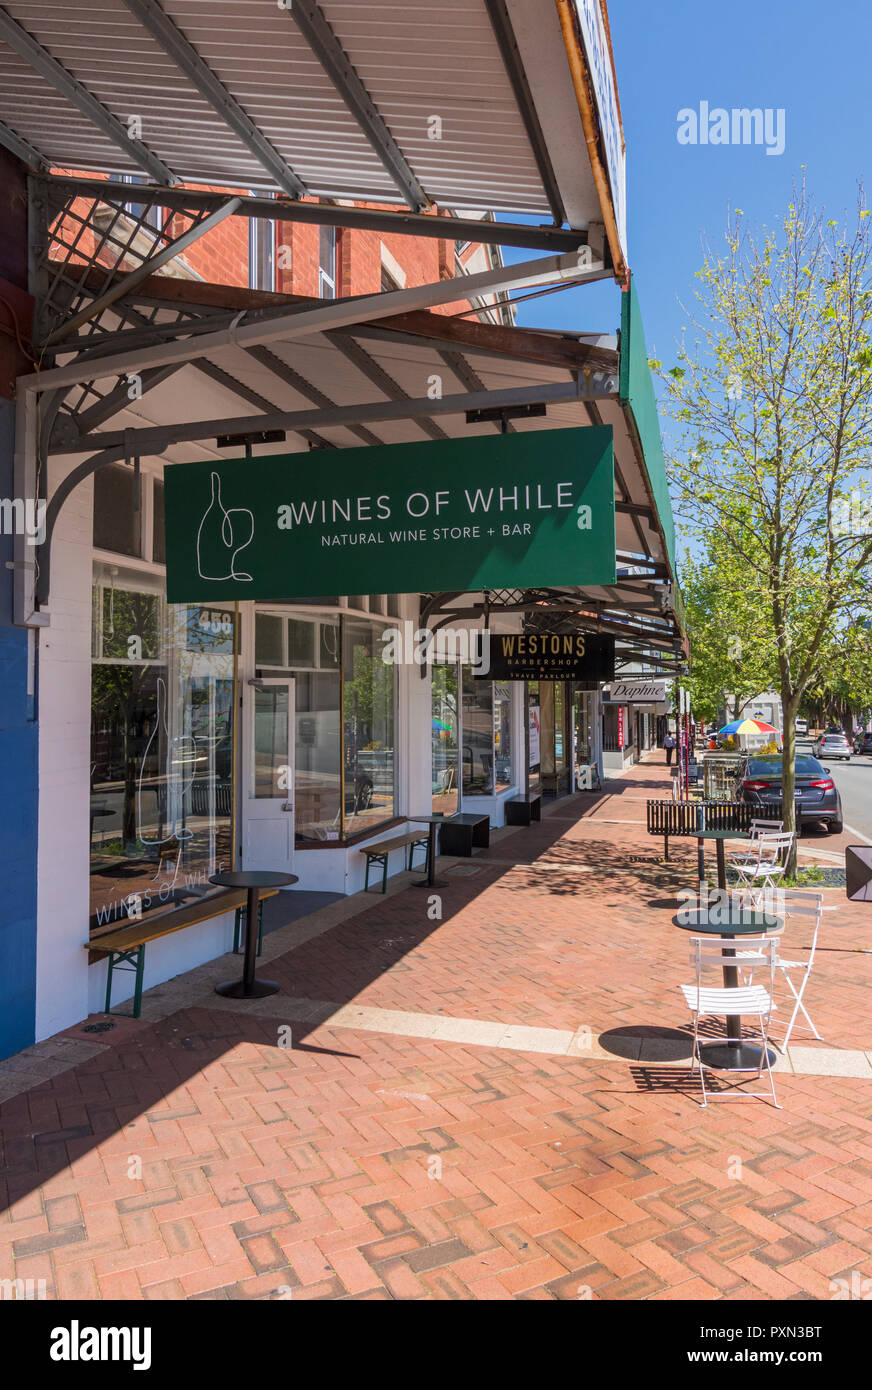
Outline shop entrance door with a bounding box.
[242,678,296,876]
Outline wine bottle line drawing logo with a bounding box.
[196,471,254,582]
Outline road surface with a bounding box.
[798,736,872,842]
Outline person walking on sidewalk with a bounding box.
[663,731,676,766]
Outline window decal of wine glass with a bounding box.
[137,677,197,887]
[196,471,254,582]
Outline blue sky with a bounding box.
[504,0,871,371]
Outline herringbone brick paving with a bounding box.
[2,756,872,1299]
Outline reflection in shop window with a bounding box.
[431,663,459,814]
[528,681,541,792]
[462,668,494,795]
[343,618,396,836]
[255,611,395,842]
[294,666,341,841]
[89,586,236,933]
[494,682,513,790]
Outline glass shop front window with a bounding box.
[527,681,541,793]
[431,662,459,814]
[462,669,495,795]
[343,618,396,837]
[89,580,237,934]
[493,682,513,791]
[461,670,517,797]
[254,610,396,842]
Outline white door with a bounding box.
[242,678,295,875]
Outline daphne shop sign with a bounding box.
[164,428,617,601]
[603,680,667,703]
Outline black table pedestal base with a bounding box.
[697,1041,777,1071]
[412,878,449,889]
[215,978,279,999]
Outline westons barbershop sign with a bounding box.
[164,428,617,601]
[479,631,615,682]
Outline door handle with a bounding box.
[281,802,294,812]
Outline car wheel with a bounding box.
[827,819,843,834]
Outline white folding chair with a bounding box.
[727,817,783,864]
[731,831,794,903]
[680,935,781,1108]
[734,889,829,1050]
[767,890,825,1050]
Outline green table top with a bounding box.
[694,829,755,841]
[673,909,782,934]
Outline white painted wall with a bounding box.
[35,461,94,1038]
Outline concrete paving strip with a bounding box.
[211,991,872,1077]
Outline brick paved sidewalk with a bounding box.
[2,755,872,1301]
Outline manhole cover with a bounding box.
[446,864,481,876]
[83,1021,116,1034]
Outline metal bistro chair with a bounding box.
[680,935,781,1108]
[730,831,794,904]
[727,817,784,864]
[736,889,825,1052]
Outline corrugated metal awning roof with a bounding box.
[0,0,627,272]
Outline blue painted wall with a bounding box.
[0,398,37,1059]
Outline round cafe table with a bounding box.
[210,870,298,999]
[694,829,755,889]
[674,906,782,1070]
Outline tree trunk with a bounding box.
[780,691,799,878]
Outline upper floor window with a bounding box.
[380,264,400,293]
[249,216,276,291]
[119,174,163,234]
[319,225,337,297]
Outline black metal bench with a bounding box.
[646,799,781,860]
[439,812,490,857]
[505,794,542,826]
[360,830,430,893]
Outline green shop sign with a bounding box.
[164,426,616,602]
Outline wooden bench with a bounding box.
[360,831,430,893]
[439,812,490,857]
[505,794,542,827]
[87,886,278,1018]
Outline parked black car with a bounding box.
[734,755,843,834]
[854,733,872,756]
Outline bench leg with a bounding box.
[407,838,428,871]
[104,945,145,1019]
[664,834,669,861]
[364,853,388,894]
[104,952,115,1014]
[133,946,146,1018]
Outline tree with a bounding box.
[679,530,776,724]
[659,186,872,871]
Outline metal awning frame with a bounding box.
[39,175,590,253]
[13,178,678,663]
